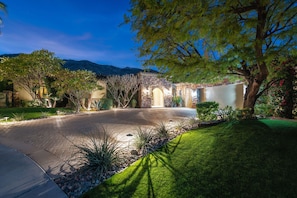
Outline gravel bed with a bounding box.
[54,151,141,198]
[54,120,199,198]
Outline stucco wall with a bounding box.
[90,80,106,99]
[16,88,33,101]
[204,83,244,109]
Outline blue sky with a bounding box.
[0,0,143,68]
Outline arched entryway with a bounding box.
[152,88,164,107]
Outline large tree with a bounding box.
[106,74,140,108]
[1,49,63,107]
[53,69,99,113]
[126,0,297,113]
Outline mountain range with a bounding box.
[0,53,156,76]
[63,59,148,76]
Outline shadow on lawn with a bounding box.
[83,119,297,198]
[168,119,297,197]
[86,135,184,198]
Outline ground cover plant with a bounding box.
[82,119,297,198]
[0,107,71,121]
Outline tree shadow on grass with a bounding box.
[168,119,297,198]
[83,119,297,198]
[82,135,184,198]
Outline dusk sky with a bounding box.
[0,0,143,68]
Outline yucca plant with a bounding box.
[133,127,153,155]
[75,127,120,178]
[154,122,170,139]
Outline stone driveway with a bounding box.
[0,108,196,179]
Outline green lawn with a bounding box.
[82,119,297,198]
[0,107,71,121]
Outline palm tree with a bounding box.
[0,2,7,29]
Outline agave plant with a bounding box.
[75,127,120,178]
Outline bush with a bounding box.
[196,101,219,122]
[99,98,113,110]
[254,103,274,118]
[235,108,254,120]
[218,105,236,121]
[131,98,137,108]
[172,96,183,107]
[75,127,120,178]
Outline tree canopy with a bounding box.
[106,74,140,108]
[1,49,63,106]
[126,0,297,111]
[53,69,99,112]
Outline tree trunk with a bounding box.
[242,4,268,116]
[243,78,262,115]
[76,100,81,113]
[52,99,57,108]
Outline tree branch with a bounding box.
[187,41,202,58]
[230,4,256,14]
[256,79,280,99]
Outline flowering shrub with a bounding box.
[269,60,297,119]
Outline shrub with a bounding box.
[254,103,274,118]
[218,105,236,121]
[27,100,42,107]
[41,111,50,118]
[99,98,113,110]
[133,127,153,155]
[75,127,120,178]
[131,98,137,108]
[235,108,254,120]
[12,113,24,121]
[196,101,219,122]
[172,96,182,107]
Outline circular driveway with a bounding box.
[0,108,196,178]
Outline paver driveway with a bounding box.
[0,108,196,179]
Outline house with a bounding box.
[138,72,244,109]
[138,72,174,108]
[0,71,244,110]
[0,79,107,108]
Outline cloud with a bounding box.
[0,21,141,68]
[0,22,105,58]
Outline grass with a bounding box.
[82,119,297,198]
[0,107,72,121]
